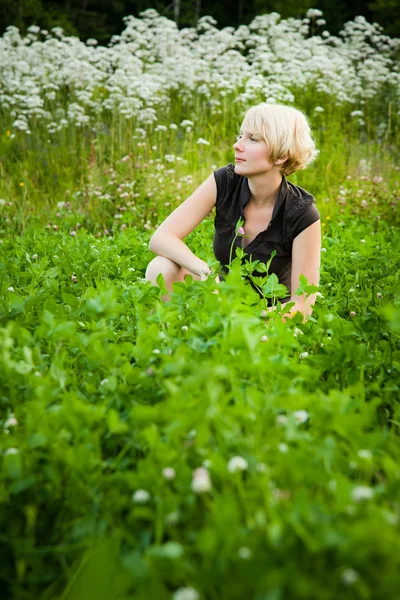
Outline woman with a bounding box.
[145,103,321,320]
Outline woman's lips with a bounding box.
[235,158,245,162]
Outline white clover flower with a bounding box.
[314,106,324,113]
[255,462,268,473]
[294,410,309,424]
[276,414,288,426]
[357,449,373,460]
[351,485,374,502]
[132,489,151,504]
[191,467,212,493]
[7,287,15,292]
[293,328,303,337]
[238,547,252,559]
[165,511,180,525]
[162,467,176,480]
[182,325,188,332]
[173,587,199,600]
[341,568,359,585]
[4,448,19,456]
[196,138,210,145]
[4,415,18,428]
[227,456,248,473]
[321,247,326,252]
[299,352,308,359]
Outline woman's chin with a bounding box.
[234,162,246,173]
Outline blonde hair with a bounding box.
[240,103,319,176]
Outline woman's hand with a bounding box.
[189,260,212,281]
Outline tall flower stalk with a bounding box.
[228,218,246,266]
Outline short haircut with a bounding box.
[240,103,319,176]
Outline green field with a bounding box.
[1,10,400,600]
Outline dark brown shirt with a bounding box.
[213,163,320,302]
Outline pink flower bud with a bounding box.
[70,230,76,237]
[237,226,245,235]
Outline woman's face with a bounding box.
[233,129,276,176]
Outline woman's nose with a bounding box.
[233,140,242,151]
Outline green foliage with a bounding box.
[0,168,399,598]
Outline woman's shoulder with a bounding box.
[286,180,316,209]
[284,180,320,239]
[213,163,241,204]
[213,162,238,185]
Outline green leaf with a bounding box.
[262,273,289,299]
[62,292,80,307]
[44,266,60,279]
[294,274,319,297]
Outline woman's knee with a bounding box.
[145,256,182,284]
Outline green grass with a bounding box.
[0,82,400,599]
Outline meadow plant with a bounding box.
[0,8,400,600]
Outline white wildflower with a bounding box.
[357,449,372,460]
[294,410,309,424]
[227,456,248,473]
[238,547,252,559]
[4,414,18,428]
[341,568,359,585]
[299,351,308,359]
[165,511,180,526]
[4,447,19,456]
[191,467,212,493]
[351,485,374,502]
[173,587,199,600]
[132,489,151,504]
[196,138,210,145]
[162,467,176,481]
[276,414,288,426]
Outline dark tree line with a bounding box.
[1,0,399,44]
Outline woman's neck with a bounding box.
[246,170,283,208]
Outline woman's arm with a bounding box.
[149,174,217,277]
[282,219,321,319]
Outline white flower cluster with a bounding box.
[1,10,399,136]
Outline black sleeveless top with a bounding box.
[213,163,320,302]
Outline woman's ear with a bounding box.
[274,155,289,166]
